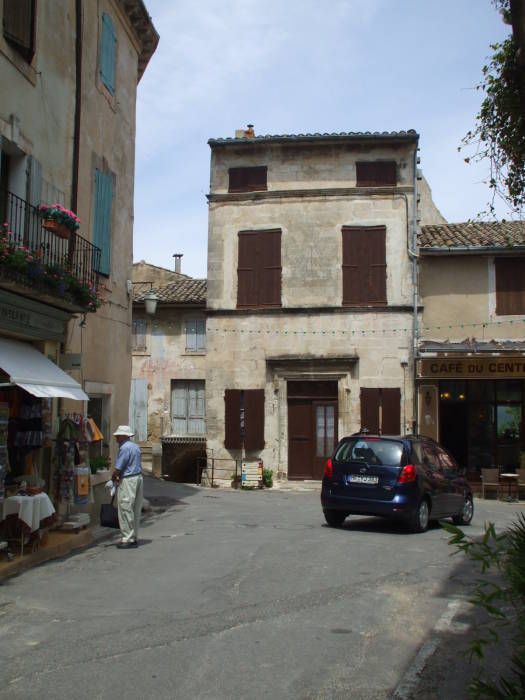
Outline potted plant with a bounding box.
[38,203,80,240]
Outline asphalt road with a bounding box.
[0,478,522,700]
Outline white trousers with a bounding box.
[117,474,143,543]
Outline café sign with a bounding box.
[418,357,525,379]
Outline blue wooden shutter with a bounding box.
[196,319,206,351]
[185,320,197,351]
[93,169,113,276]
[100,13,116,95]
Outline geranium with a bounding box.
[38,203,80,232]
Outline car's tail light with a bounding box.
[324,458,333,478]
[397,464,417,483]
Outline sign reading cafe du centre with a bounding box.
[418,357,525,379]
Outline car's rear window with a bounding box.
[334,438,403,466]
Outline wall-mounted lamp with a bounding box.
[144,290,158,316]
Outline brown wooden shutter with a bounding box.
[3,0,35,61]
[229,167,267,192]
[244,389,265,451]
[360,388,380,433]
[495,258,525,315]
[237,232,258,307]
[342,227,386,305]
[381,388,401,435]
[356,161,397,187]
[259,230,281,306]
[224,389,242,449]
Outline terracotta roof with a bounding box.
[419,221,525,250]
[134,278,206,305]
[208,130,418,146]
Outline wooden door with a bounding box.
[287,381,338,479]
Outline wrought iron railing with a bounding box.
[2,190,101,289]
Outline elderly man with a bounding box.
[112,425,143,549]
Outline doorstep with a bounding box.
[0,527,93,582]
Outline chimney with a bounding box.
[173,254,183,274]
[235,123,255,139]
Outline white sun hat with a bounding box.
[113,425,135,436]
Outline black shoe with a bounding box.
[116,541,138,549]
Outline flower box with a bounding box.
[43,218,70,240]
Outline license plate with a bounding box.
[347,474,378,484]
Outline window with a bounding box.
[360,387,400,434]
[356,161,397,187]
[185,318,206,352]
[237,229,281,308]
[342,226,386,305]
[3,0,36,63]
[495,258,525,315]
[132,319,147,351]
[228,166,267,193]
[93,168,114,276]
[224,389,264,450]
[100,13,116,95]
[171,380,205,435]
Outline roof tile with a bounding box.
[419,221,525,249]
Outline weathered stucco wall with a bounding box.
[210,142,416,192]
[132,309,207,441]
[208,195,414,310]
[420,255,524,342]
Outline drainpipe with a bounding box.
[71,0,82,212]
[411,145,419,433]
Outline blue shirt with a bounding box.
[115,440,142,478]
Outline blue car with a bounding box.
[320,433,474,532]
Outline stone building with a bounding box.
[0,1,157,505]
[131,263,207,481]
[417,220,525,480]
[205,128,445,484]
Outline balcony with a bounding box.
[0,191,103,313]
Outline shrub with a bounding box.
[262,468,273,488]
[442,515,525,698]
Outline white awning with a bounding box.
[0,338,88,401]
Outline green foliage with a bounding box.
[460,32,525,216]
[89,455,110,474]
[262,468,273,488]
[0,223,106,312]
[441,515,525,697]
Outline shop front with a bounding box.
[417,354,525,479]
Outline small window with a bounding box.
[228,166,267,193]
[3,0,36,62]
[342,226,386,306]
[237,229,281,308]
[224,389,264,450]
[360,387,400,434]
[100,13,116,95]
[495,258,525,315]
[132,319,147,351]
[356,161,397,187]
[186,319,206,352]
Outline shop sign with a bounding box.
[418,357,525,379]
[0,301,64,337]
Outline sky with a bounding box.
[133,0,512,279]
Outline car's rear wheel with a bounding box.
[323,510,347,527]
[409,498,430,533]
[452,495,474,526]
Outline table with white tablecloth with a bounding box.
[1,493,56,555]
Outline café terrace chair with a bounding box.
[481,468,501,500]
[517,469,525,500]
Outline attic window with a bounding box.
[228,166,267,193]
[356,161,397,187]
